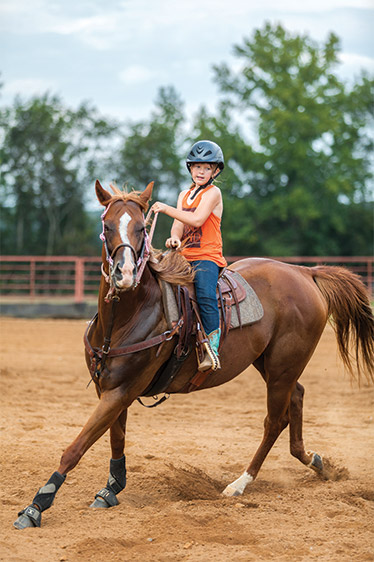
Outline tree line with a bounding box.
[1,23,373,257]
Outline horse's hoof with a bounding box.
[222,484,242,497]
[308,452,324,472]
[311,453,323,471]
[13,506,41,529]
[90,496,110,508]
[14,514,34,529]
[222,471,253,497]
[90,487,119,508]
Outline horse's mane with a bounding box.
[108,184,195,286]
[108,184,149,212]
[149,248,195,286]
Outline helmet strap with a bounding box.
[188,168,222,201]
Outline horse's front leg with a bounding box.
[14,388,125,529]
[90,409,128,508]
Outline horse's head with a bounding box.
[96,180,154,291]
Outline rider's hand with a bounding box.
[165,237,181,250]
[152,202,168,214]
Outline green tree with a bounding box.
[112,86,187,247]
[190,103,262,256]
[113,86,187,201]
[212,23,374,256]
[0,93,117,255]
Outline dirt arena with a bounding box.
[0,317,373,561]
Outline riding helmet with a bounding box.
[186,140,224,172]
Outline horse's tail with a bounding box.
[310,265,374,384]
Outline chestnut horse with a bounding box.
[14,181,374,529]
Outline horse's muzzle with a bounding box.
[111,260,136,290]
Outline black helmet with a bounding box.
[186,140,224,172]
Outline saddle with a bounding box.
[139,269,263,399]
[216,269,248,338]
[160,268,263,341]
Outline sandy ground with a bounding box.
[0,317,373,562]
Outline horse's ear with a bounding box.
[139,181,154,205]
[95,180,112,206]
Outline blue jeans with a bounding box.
[191,260,220,335]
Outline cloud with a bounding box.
[1,0,373,122]
[338,52,374,79]
[51,14,117,36]
[0,1,122,50]
[51,13,119,50]
[3,77,58,96]
[2,0,371,49]
[339,52,374,70]
[118,65,158,85]
[248,0,372,9]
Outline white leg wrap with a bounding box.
[222,471,253,497]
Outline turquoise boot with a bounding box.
[209,328,221,356]
[198,328,221,372]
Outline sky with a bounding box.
[1,0,374,124]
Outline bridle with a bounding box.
[84,202,179,394]
[99,202,157,300]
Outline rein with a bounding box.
[100,207,159,299]
[84,309,181,385]
[135,208,159,285]
[85,207,176,388]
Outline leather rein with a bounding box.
[84,208,180,386]
[84,308,181,386]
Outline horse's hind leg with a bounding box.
[223,372,293,496]
[222,375,328,498]
[289,382,325,476]
[90,409,128,508]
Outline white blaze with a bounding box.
[119,212,132,245]
[118,212,134,284]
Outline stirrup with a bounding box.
[197,341,220,372]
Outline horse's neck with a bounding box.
[98,268,162,335]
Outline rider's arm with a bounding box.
[154,187,221,228]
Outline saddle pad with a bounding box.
[158,279,182,329]
[158,269,263,331]
[224,270,263,329]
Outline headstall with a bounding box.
[99,204,158,300]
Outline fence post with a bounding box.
[368,259,373,298]
[75,258,84,303]
[30,259,35,298]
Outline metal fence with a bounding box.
[0,255,372,302]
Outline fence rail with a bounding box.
[0,255,372,303]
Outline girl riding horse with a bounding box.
[152,140,226,372]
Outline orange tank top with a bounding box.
[180,185,227,267]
